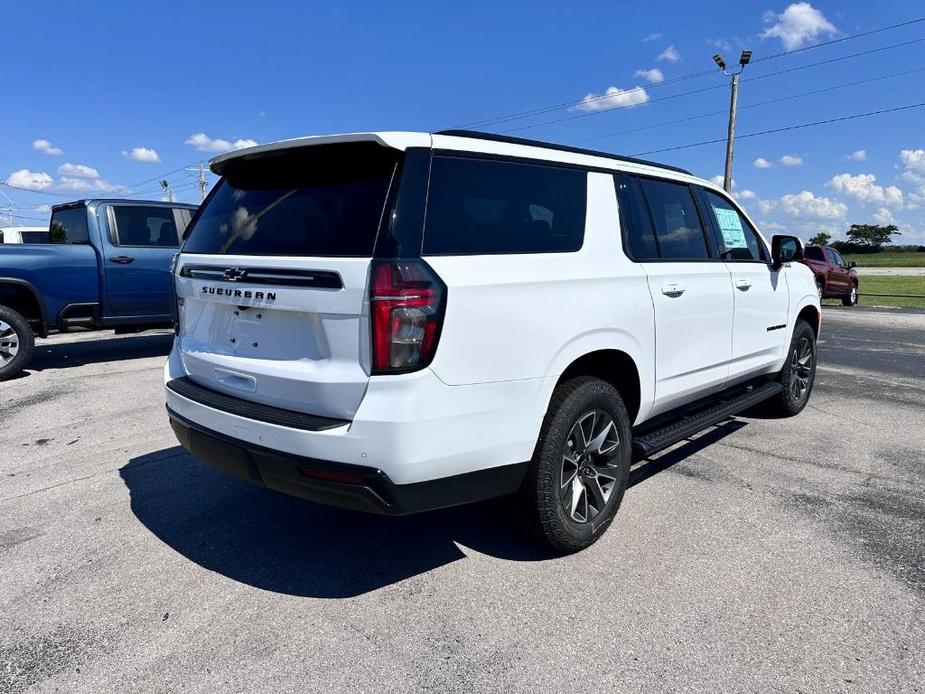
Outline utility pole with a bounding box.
[186,162,208,202]
[160,180,174,203]
[713,50,751,193]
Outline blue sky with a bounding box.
[2,0,924,242]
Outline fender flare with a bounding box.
[0,276,47,334]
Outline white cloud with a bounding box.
[57,176,130,195]
[657,45,681,62]
[7,169,54,190]
[634,68,664,84]
[642,32,662,42]
[780,155,803,167]
[708,38,733,52]
[57,162,100,179]
[573,85,649,112]
[845,149,867,162]
[123,146,161,163]
[779,190,847,220]
[33,139,63,156]
[873,207,895,225]
[827,173,903,208]
[34,204,51,213]
[753,157,773,169]
[736,189,757,200]
[760,2,837,50]
[185,132,258,153]
[758,199,777,214]
[900,149,925,188]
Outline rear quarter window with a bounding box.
[49,207,89,244]
[423,156,586,255]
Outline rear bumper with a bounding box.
[167,408,528,515]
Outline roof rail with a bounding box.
[434,129,692,175]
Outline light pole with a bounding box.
[713,50,752,193]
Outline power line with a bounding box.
[629,102,925,156]
[451,16,925,129]
[576,65,925,144]
[498,35,925,134]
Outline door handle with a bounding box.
[109,255,135,264]
[735,278,752,290]
[661,283,685,297]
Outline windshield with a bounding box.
[182,142,400,257]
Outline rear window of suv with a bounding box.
[423,156,586,255]
[182,143,399,256]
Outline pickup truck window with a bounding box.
[49,207,89,244]
[637,178,710,260]
[805,247,825,261]
[111,206,179,247]
[702,190,767,262]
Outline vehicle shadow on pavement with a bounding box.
[28,333,174,371]
[120,447,556,599]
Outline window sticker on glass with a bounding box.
[712,206,748,249]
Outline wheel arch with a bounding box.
[555,349,642,424]
[0,278,46,336]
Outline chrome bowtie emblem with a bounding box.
[223,267,247,281]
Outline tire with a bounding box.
[520,376,633,554]
[768,319,816,417]
[0,305,34,381]
[841,282,858,306]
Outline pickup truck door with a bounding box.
[626,176,734,414]
[699,188,790,378]
[101,204,186,319]
[824,247,850,293]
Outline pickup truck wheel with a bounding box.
[842,283,858,306]
[0,306,34,381]
[769,320,816,417]
[520,376,632,554]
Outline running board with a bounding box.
[632,382,783,459]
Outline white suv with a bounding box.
[165,130,820,552]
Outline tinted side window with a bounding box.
[49,207,89,244]
[614,174,658,259]
[805,247,825,261]
[703,190,766,261]
[112,206,180,247]
[423,156,586,255]
[638,178,709,260]
[824,248,839,265]
[830,249,846,266]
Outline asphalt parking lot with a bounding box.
[1,307,923,693]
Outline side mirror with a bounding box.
[772,235,803,268]
[848,260,857,269]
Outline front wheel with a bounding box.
[0,305,34,381]
[520,376,633,554]
[842,283,858,306]
[768,319,817,417]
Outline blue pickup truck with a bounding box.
[0,199,197,380]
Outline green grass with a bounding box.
[842,252,925,267]
[823,275,925,309]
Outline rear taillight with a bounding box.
[370,259,446,374]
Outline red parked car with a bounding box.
[802,245,859,306]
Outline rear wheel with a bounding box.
[520,376,632,553]
[0,305,34,381]
[768,319,816,417]
[841,282,858,306]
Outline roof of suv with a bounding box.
[209,130,701,183]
